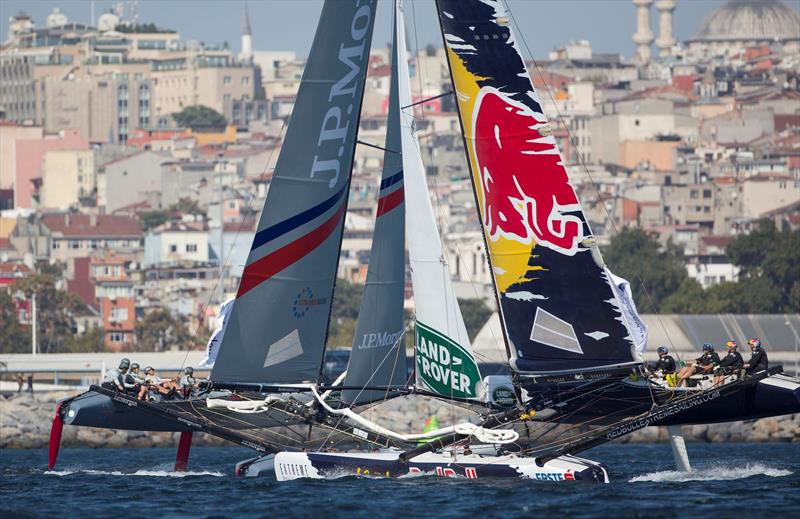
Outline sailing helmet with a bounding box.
[119,358,131,370]
[131,363,140,370]
[144,366,153,374]
[657,346,668,355]
[702,343,714,352]
[184,367,194,376]
[748,338,761,349]
[726,340,737,350]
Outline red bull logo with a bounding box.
[472,87,584,255]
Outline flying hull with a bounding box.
[269,450,609,482]
[523,369,800,426]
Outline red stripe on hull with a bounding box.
[376,188,404,217]
[237,202,347,298]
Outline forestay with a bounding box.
[342,11,407,405]
[398,1,482,399]
[211,0,377,384]
[436,0,640,375]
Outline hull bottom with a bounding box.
[269,450,609,483]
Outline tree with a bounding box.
[64,327,105,353]
[458,298,493,340]
[603,228,689,312]
[172,105,227,129]
[726,221,800,312]
[140,210,168,231]
[136,309,193,351]
[169,197,203,216]
[0,291,30,353]
[13,274,84,354]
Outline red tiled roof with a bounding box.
[42,213,142,238]
[0,262,31,275]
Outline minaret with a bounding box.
[632,0,654,65]
[655,0,677,58]
[240,4,253,63]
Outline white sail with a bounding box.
[199,298,234,368]
[396,1,481,399]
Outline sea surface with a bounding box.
[2,443,799,518]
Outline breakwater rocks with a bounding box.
[1,391,797,449]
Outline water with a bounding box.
[2,444,799,518]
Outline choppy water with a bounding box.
[2,443,799,518]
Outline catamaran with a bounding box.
[50,0,800,482]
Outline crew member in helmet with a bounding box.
[743,338,768,375]
[102,358,130,391]
[650,346,676,376]
[677,343,719,386]
[123,362,144,396]
[713,340,743,386]
[179,367,197,399]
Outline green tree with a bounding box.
[457,298,493,340]
[136,309,192,351]
[0,291,30,353]
[169,197,203,215]
[140,210,169,231]
[64,327,105,353]
[13,274,84,353]
[172,105,227,129]
[330,279,363,322]
[726,221,799,312]
[603,228,689,312]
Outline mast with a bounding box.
[211,0,378,385]
[434,0,641,379]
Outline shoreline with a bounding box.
[2,391,798,449]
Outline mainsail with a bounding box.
[397,1,482,399]
[342,12,407,405]
[212,0,377,384]
[436,0,639,375]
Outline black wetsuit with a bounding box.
[694,351,720,374]
[653,355,676,373]
[745,348,768,374]
[123,372,142,395]
[716,351,743,374]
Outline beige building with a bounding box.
[0,123,43,189]
[40,149,95,210]
[618,140,680,171]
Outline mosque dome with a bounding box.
[691,0,800,43]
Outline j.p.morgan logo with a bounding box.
[415,321,480,399]
[292,287,326,319]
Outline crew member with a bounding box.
[650,346,676,376]
[713,340,743,387]
[142,366,178,400]
[123,362,143,396]
[742,338,768,375]
[677,344,719,387]
[179,367,197,399]
[102,358,130,391]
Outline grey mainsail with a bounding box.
[342,14,407,404]
[212,0,377,384]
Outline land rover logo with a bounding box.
[415,320,481,399]
[492,386,516,408]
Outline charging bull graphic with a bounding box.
[472,87,583,255]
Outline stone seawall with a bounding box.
[1,391,797,449]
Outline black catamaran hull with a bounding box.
[523,370,800,426]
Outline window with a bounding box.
[186,244,198,252]
[110,307,128,322]
[169,244,178,253]
[241,76,249,85]
[703,189,712,198]
[109,332,125,343]
[52,241,60,249]
[223,76,231,85]
[69,240,80,249]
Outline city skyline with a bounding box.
[2,0,731,58]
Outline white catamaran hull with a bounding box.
[269,451,609,483]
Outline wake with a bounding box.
[629,463,792,483]
[44,468,224,478]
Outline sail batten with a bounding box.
[211,0,377,385]
[436,0,640,376]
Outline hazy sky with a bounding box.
[2,0,732,58]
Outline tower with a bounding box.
[655,0,677,58]
[240,4,253,63]
[632,0,655,64]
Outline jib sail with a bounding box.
[211,0,377,384]
[436,0,640,375]
[397,1,482,399]
[342,10,407,405]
